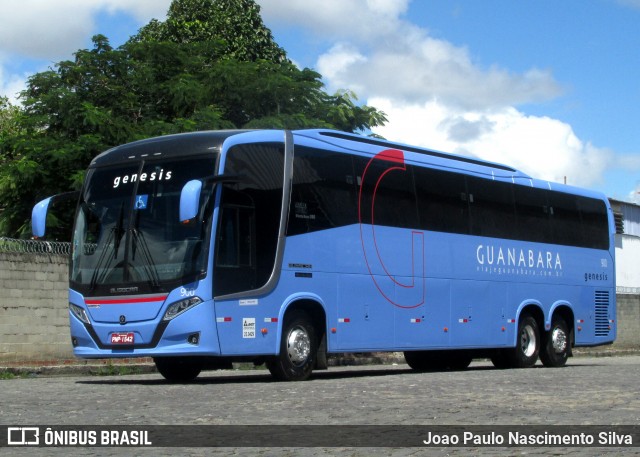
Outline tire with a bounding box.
[540,316,569,368]
[404,351,433,371]
[448,352,472,370]
[154,357,202,382]
[267,311,317,381]
[490,350,511,369]
[507,313,540,368]
[404,350,469,371]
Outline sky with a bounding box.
[1,0,639,203]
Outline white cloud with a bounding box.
[0,65,28,104]
[0,0,169,61]
[315,18,561,110]
[261,0,620,193]
[629,185,640,204]
[261,0,561,109]
[259,0,409,43]
[370,98,613,188]
[0,0,170,100]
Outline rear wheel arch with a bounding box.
[549,304,575,347]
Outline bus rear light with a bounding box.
[264,317,278,323]
[163,297,203,321]
[70,303,90,324]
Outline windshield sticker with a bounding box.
[112,169,172,188]
[134,195,148,210]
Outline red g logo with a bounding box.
[358,149,425,308]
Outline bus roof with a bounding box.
[90,130,250,167]
[302,129,528,177]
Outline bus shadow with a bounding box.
[76,363,556,386]
[76,366,425,386]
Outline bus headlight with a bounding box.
[163,297,203,321]
[70,303,90,324]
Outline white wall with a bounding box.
[615,234,640,294]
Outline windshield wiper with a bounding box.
[130,228,160,288]
[113,202,125,257]
[88,202,125,292]
[130,210,160,288]
[88,228,115,292]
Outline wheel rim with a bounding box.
[286,327,311,366]
[551,327,567,354]
[520,324,537,358]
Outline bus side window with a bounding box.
[288,147,358,236]
[214,143,284,296]
[467,177,516,238]
[514,185,551,244]
[354,155,418,231]
[414,167,469,234]
[577,197,609,250]
[549,192,582,247]
[217,204,255,268]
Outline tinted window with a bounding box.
[288,147,358,236]
[549,192,581,247]
[355,155,419,230]
[577,197,609,250]
[467,177,515,238]
[214,143,284,296]
[414,167,469,234]
[514,185,551,243]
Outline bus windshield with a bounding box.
[71,157,216,296]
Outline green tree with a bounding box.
[131,0,287,63]
[0,0,387,238]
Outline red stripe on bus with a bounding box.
[85,295,168,305]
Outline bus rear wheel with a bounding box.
[506,313,540,368]
[540,316,569,367]
[154,357,202,382]
[267,311,317,381]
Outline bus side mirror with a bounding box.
[180,180,203,222]
[31,191,80,238]
[32,197,53,238]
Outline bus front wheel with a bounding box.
[539,316,569,367]
[267,311,317,381]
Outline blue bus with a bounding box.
[32,129,616,381]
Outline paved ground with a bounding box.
[1,355,639,456]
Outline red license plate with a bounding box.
[110,332,135,344]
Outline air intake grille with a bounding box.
[594,290,610,337]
